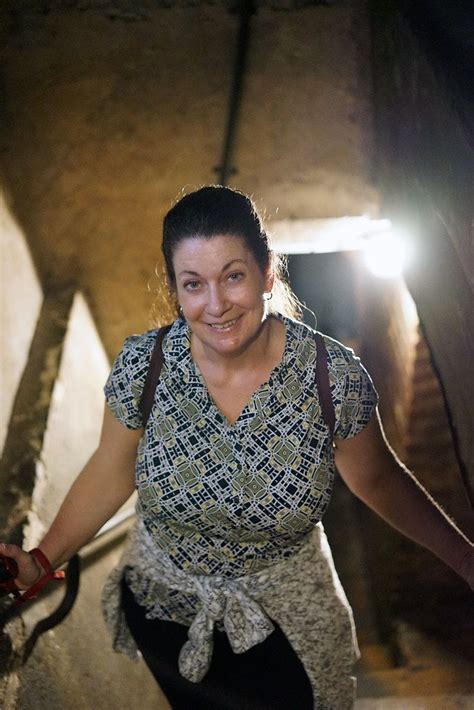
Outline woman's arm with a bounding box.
[334,409,474,589]
[0,405,142,587]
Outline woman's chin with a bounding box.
[200,329,247,357]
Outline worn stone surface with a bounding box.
[0,191,43,456]
[15,534,170,710]
[0,0,377,357]
[370,0,474,495]
[23,292,115,546]
[0,290,72,544]
[1,291,142,708]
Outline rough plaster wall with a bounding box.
[0,1,377,360]
[370,1,474,494]
[356,271,418,456]
[23,293,114,547]
[229,2,378,218]
[0,191,43,455]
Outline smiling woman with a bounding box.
[173,235,274,360]
[162,186,302,325]
[2,186,473,710]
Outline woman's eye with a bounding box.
[227,272,244,283]
[183,280,200,290]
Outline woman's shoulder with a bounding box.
[278,314,357,362]
[123,328,159,350]
[119,319,181,359]
[113,330,157,373]
[318,332,360,364]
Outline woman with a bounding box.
[2,186,473,709]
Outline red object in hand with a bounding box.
[14,548,65,605]
[0,549,65,604]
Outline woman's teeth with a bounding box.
[209,318,238,330]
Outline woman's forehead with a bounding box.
[172,234,251,265]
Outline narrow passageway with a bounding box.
[287,249,474,704]
[1,1,473,707]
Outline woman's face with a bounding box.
[172,234,273,358]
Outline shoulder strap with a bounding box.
[314,332,336,439]
[139,325,172,427]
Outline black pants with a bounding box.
[121,578,314,710]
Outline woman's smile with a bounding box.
[207,316,240,331]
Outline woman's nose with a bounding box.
[206,286,228,316]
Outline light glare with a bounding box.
[364,231,410,279]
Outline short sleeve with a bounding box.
[325,337,379,439]
[104,333,155,430]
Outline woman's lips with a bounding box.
[207,317,240,331]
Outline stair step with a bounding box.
[411,365,437,385]
[405,429,454,452]
[404,450,456,469]
[355,693,474,709]
[406,416,450,437]
[357,665,474,698]
[411,378,443,397]
[414,339,430,357]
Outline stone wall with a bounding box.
[0,216,158,708]
[0,0,376,358]
[23,293,115,547]
[0,191,42,456]
[355,269,418,457]
[369,0,474,496]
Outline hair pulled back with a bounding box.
[162,185,302,320]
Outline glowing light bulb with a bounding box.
[363,230,410,279]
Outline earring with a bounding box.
[263,291,273,301]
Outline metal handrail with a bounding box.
[0,507,136,662]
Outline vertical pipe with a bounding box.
[215,0,256,185]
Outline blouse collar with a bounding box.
[162,312,307,379]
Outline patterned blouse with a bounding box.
[104,314,377,577]
[102,314,378,702]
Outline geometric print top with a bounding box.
[104,314,378,579]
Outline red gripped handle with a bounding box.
[13,548,65,606]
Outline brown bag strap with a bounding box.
[139,324,172,427]
[314,332,336,439]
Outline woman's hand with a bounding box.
[0,543,42,590]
